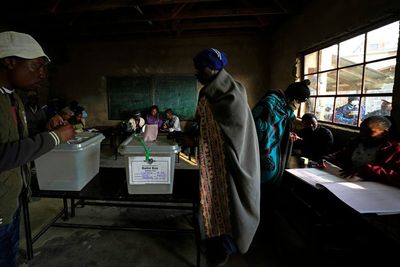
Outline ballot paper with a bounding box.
[285,164,400,215]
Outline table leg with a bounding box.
[62,197,69,221]
[21,191,33,260]
[70,198,75,217]
[193,201,201,267]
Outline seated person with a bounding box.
[295,113,334,161]
[128,111,145,133]
[47,107,73,130]
[324,116,400,188]
[145,105,163,129]
[68,106,86,133]
[162,108,182,132]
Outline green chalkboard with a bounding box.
[107,75,198,120]
[154,76,198,120]
[107,76,153,120]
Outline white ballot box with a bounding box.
[35,132,105,191]
[118,135,180,194]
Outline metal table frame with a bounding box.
[22,167,201,266]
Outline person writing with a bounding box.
[162,108,182,132]
[68,106,86,133]
[323,116,400,187]
[192,48,260,265]
[0,31,75,266]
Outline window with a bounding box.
[300,21,398,127]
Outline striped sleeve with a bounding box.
[49,131,61,145]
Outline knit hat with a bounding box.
[0,31,50,62]
[285,79,311,102]
[193,48,228,70]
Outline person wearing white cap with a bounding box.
[0,31,75,266]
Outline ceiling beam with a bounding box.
[177,20,261,31]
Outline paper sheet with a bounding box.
[128,156,170,185]
[143,124,158,142]
[320,182,400,215]
[286,168,344,187]
[286,163,400,214]
[321,161,363,182]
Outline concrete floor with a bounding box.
[19,198,306,267]
[16,146,315,267]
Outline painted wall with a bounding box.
[267,0,400,133]
[46,35,269,127]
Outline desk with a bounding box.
[278,157,400,264]
[22,167,200,266]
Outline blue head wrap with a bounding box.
[193,48,228,71]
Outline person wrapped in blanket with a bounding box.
[192,48,260,266]
[252,80,311,185]
[323,115,400,187]
[252,80,310,238]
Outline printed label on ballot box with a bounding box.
[128,156,170,185]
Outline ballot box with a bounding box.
[118,135,180,194]
[35,132,105,191]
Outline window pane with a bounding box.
[361,96,392,120]
[304,74,317,95]
[339,34,365,67]
[304,52,318,74]
[364,59,395,93]
[318,71,336,95]
[318,45,338,71]
[338,66,363,94]
[366,21,399,62]
[315,97,334,122]
[334,96,361,126]
[300,97,316,116]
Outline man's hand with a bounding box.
[290,132,302,142]
[54,124,75,142]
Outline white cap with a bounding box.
[0,31,50,62]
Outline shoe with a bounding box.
[205,244,230,267]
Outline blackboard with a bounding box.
[107,77,153,120]
[107,75,198,120]
[154,76,198,120]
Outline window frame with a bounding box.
[299,18,399,129]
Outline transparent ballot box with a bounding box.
[35,132,105,191]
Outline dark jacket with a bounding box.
[298,125,334,161]
[0,88,58,224]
